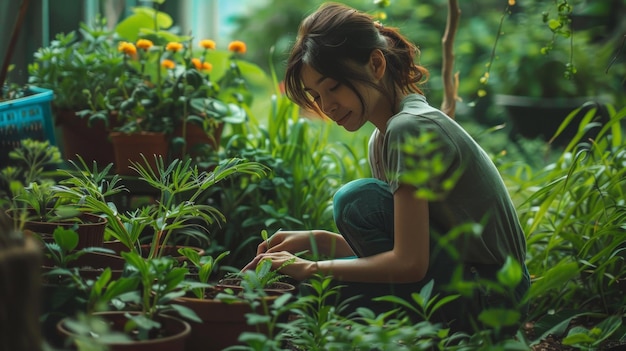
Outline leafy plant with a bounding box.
[178,247,230,299]
[27,16,125,111]
[54,154,268,258]
[40,226,139,340]
[78,0,267,162]
[118,251,202,340]
[238,258,295,292]
[42,227,114,269]
[0,139,64,225]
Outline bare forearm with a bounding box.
[314,250,427,283]
[312,230,355,258]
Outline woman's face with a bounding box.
[301,64,372,132]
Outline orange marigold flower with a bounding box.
[161,59,176,69]
[166,42,184,52]
[508,0,515,6]
[202,62,213,72]
[228,40,247,54]
[136,39,154,50]
[200,39,216,50]
[191,58,203,70]
[118,41,137,56]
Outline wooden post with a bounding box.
[0,213,42,351]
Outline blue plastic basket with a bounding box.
[0,86,56,165]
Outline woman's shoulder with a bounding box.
[387,94,450,133]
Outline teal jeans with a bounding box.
[315,178,530,335]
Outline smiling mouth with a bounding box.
[336,112,350,125]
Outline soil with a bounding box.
[525,321,626,351]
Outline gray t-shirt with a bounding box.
[368,94,526,265]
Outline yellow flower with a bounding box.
[477,89,487,97]
[228,40,247,54]
[479,72,490,84]
[136,39,154,51]
[161,59,176,69]
[202,62,213,72]
[508,0,515,6]
[191,58,203,70]
[200,39,216,50]
[118,41,137,56]
[166,42,184,53]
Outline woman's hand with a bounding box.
[257,230,355,258]
[257,230,314,255]
[242,251,318,281]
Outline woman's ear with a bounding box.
[369,49,386,81]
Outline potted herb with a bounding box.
[39,226,136,348]
[80,2,260,175]
[27,17,125,165]
[56,252,202,351]
[54,154,268,261]
[2,139,108,250]
[174,249,295,351]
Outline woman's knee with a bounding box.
[332,179,395,256]
[333,178,390,220]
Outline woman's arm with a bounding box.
[257,184,430,283]
[316,184,430,283]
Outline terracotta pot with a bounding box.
[109,131,169,175]
[15,211,108,250]
[41,251,125,281]
[175,293,282,351]
[55,108,116,165]
[217,277,296,296]
[57,311,191,351]
[172,122,224,159]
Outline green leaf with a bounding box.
[497,256,523,288]
[478,308,521,328]
[52,227,79,252]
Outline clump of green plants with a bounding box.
[0,139,62,204]
[178,247,230,299]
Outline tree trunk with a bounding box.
[440,0,461,119]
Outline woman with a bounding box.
[244,2,529,335]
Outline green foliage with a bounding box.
[0,139,63,222]
[42,227,114,269]
[515,105,626,318]
[236,257,295,292]
[54,154,268,258]
[375,280,460,323]
[178,247,229,299]
[27,17,125,111]
[119,251,201,339]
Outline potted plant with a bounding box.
[39,226,136,348]
[485,0,622,145]
[56,252,202,351]
[80,3,259,175]
[2,139,108,250]
[27,17,125,165]
[54,154,268,261]
[174,248,295,351]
